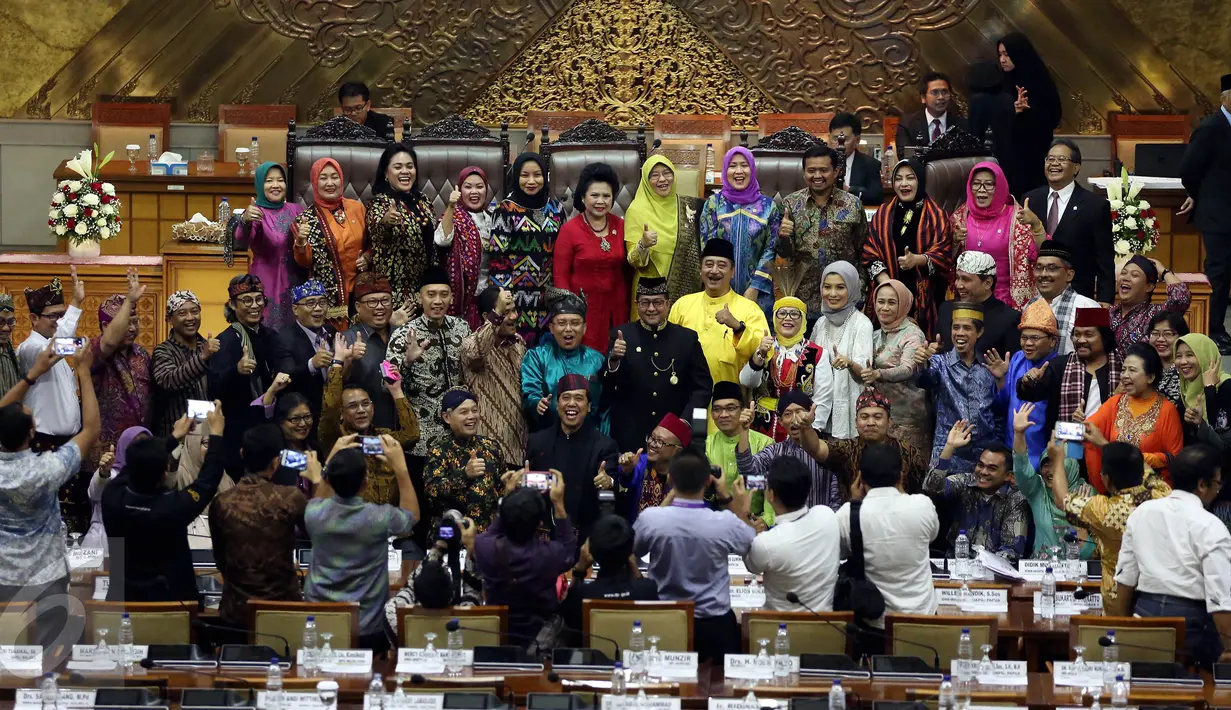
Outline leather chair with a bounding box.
[914,126,997,213]
[542,118,647,219]
[397,605,508,649]
[1069,615,1184,663]
[884,613,998,666]
[218,105,297,166]
[92,102,171,162]
[285,116,393,208]
[583,599,694,652]
[247,600,359,655]
[86,601,197,645]
[407,114,511,217]
[749,126,822,202]
[528,111,605,153]
[741,610,854,656]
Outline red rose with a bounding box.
[101,195,113,204]
[48,218,54,227]
[1137,230,1145,238]
[90,182,102,191]
[61,185,71,194]
[1111,211,1119,220]
[85,208,95,218]
[69,193,77,201]
[67,218,76,229]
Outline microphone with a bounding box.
[444,619,545,661]
[192,617,292,659]
[1097,634,1173,656]
[138,658,259,703]
[844,623,941,671]
[551,621,622,661]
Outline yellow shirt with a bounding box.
[668,289,768,386]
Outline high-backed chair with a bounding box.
[247,600,359,655]
[85,602,196,645]
[397,606,508,650]
[915,127,997,213]
[883,614,998,666]
[407,114,511,217]
[1069,615,1185,663]
[332,107,414,142]
[583,599,694,652]
[218,105,297,166]
[652,114,732,198]
[1108,112,1190,173]
[750,126,822,202]
[542,119,646,219]
[528,111,605,153]
[758,113,835,141]
[742,610,853,656]
[285,116,393,209]
[92,102,172,162]
[0,602,32,645]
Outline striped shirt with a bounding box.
[150,336,209,438]
[735,439,841,510]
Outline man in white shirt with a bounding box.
[16,268,85,451]
[1116,445,1231,668]
[745,455,840,612]
[837,441,938,645]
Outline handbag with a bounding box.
[833,500,886,621]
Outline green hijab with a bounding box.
[1176,333,1231,411]
[253,161,287,209]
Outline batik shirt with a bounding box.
[0,344,24,396]
[423,434,507,532]
[0,443,81,586]
[780,188,869,314]
[387,314,471,456]
[699,193,780,297]
[923,459,1031,563]
[736,440,841,511]
[919,351,998,472]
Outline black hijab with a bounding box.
[507,152,550,210]
[373,144,423,208]
[998,33,1061,128]
[890,158,927,256]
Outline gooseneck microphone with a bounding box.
[843,623,942,671]
[1097,634,1175,656]
[191,617,292,660]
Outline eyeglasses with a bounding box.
[236,296,266,307]
[297,299,327,311]
[971,181,996,193]
[359,297,392,308]
[646,434,679,450]
[776,309,804,321]
[1019,334,1051,345]
[37,311,66,321]
[343,400,373,412]
[926,89,951,97]
[712,404,742,415]
[285,414,313,425]
[636,298,668,309]
[1044,156,1073,165]
[340,104,367,116]
[0,317,15,329]
[1148,330,1178,340]
[1034,264,1066,275]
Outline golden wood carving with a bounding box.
[1073,92,1106,135]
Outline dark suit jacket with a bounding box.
[845,150,885,206]
[363,110,396,140]
[527,423,619,542]
[276,321,338,421]
[1023,183,1115,302]
[896,111,969,153]
[1181,110,1231,234]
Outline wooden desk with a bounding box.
[52,160,256,257]
[1153,272,1211,335]
[159,240,250,339]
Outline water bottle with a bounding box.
[956,628,972,700]
[610,661,627,698]
[365,673,385,710]
[40,672,59,710]
[302,615,319,673]
[148,134,158,162]
[634,688,649,710]
[218,197,231,226]
[250,136,261,166]
[704,143,717,184]
[881,143,897,183]
[955,529,970,580]
[773,622,791,681]
[937,674,955,710]
[1111,675,1128,707]
[629,620,646,683]
[828,679,846,710]
[1102,631,1118,691]
[117,613,134,670]
[446,623,465,674]
[1040,567,1057,620]
[266,658,283,710]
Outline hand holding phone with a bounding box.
[186,399,216,420]
[745,474,766,490]
[1055,421,1084,442]
[523,471,552,490]
[53,337,83,356]
[280,449,308,470]
[361,436,384,456]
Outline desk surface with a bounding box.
[0,254,163,267]
[53,160,257,184]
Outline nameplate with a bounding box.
[936,587,1009,612]
[394,647,474,675]
[166,185,185,191]
[948,560,995,581]
[601,696,680,710]
[618,650,697,679]
[295,648,372,674]
[0,646,43,673]
[1019,560,1083,581]
[68,548,105,570]
[729,585,766,609]
[68,644,149,667]
[708,700,786,710]
[257,691,336,710]
[388,548,402,572]
[92,576,109,600]
[1053,661,1113,688]
[728,555,751,577]
[366,695,445,710]
[949,660,1028,686]
[724,653,799,680]
[1032,591,1103,615]
[15,689,96,709]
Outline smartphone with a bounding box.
[280,449,307,470]
[361,436,384,455]
[745,474,766,490]
[380,360,401,384]
[186,399,216,419]
[1055,421,1084,441]
[523,471,552,490]
[438,525,456,540]
[53,336,82,356]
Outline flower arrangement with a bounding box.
[1105,166,1159,259]
[48,146,122,246]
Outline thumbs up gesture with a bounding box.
[780,207,795,238]
[1024,359,1049,385]
[465,451,487,479]
[536,394,553,416]
[448,187,462,206]
[594,461,614,490]
[237,344,256,375]
[715,304,740,330]
[753,335,775,366]
[639,224,658,250]
[381,200,401,226]
[201,332,221,360]
[912,334,942,367]
[1017,197,1042,230]
[242,197,263,223]
[1185,393,1206,425]
[610,330,627,360]
[351,331,367,361]
[739,402,756,431]
[898,247,926,270]
[311,337,334,369]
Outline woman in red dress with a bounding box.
[554,162,629,352]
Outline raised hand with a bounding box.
[448,187,461,206]
[831,348,850,371]
[536,394,552,417]
[1023,359,1049,385]
[237,344,256,375]
[355,252,370,272]
[500,462,527,496]
[98,444,115,477]
[1014,85,1030,113]
[639,224,658,249]
[124,267,145,303]
[171,414,192,441]
[402,326,430,364]
[1013,402,1036,433]
[619,448,643,475]
[860,368,881,384]
[1205,355,1223,388]
[739,403,755,431]
[465,451,486,480]
[1185,394,1206,426]
[780,208,795,238]
[912,334,942,367]
[28,340,63,381]
[594,461,613,490]
[202,332,221,361]
[381,201,401,226]
[1016,197,1042,230]
[797,403,818,428]
[205,399,226,436]
[754,335,774,365]
[243,197,263,223]
[270,371,291,394]
[897,247,925,270]
[390,299,412,329]
[984,348,1009,379]
[70,265,85,308]
[715,304,740,330]
[311,338,333,369]
[610,330,627,360]
[953,220,968,248]
[945,419,973,451]
[351,331,367,361]
[1071,398,1086,424]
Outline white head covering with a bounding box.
[956,250,997,277]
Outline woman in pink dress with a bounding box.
[553,162,629,351]
[949,161,1043,309]
[233,162,304,329]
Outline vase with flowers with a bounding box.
[49,146,122,258]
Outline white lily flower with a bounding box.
[64,150,93,180]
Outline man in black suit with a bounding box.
[276,280,337,436]
[895,72,968,153]
[829,112,884,206]
[338,81,394,140]
[1021,139,1115,304]
[1181,73,1231,352]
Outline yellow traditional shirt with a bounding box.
[668,289,768,387]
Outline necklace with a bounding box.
[586,216,611,252]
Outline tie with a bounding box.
[930,119,942,143]
[1046,192,1061,234]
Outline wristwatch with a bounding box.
[22,375,36,387]
[733,321,746,335]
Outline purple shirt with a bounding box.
[474,513,578,637]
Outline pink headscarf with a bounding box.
[720,146,762,205]
[963,161,1015,233]
[874,279,915,332]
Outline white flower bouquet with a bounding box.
[1105,166,1159,258]
[48,146,122,246]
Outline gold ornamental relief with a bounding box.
[463,0,778,127]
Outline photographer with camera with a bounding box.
[384,510,482,628]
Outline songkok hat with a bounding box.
[1036,241,1074,267]
[352,272,392,301]
[657,412,692,448]
[0,293,15,313]
[419,265,451,290]
[1019,298,1058,336]
[546,288,587,321]
[950,301,985,323]
[1074,307,1110,328]
[441,389,478,412]
[775,389,812,417]
[98,294,126,326]
[24,278,64,314]
[701,238,736,263]
[856,388,892,415]
[291,280,327,303]
[636,277,669,298]
[227,274,264,299]
[711,380,744,405]
[555,373,591,398]
[165,290,199,318]
[1222,74,1231,92]
[956,250,996,277]
[1126,254,1159,284]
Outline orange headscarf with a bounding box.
[309,157,344,211]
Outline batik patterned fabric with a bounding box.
[367,192,437,303]
[919,350,998,472]
[699,192,780,298]
[89,339,151,470]
[489,198,565,345]
[423,434,507,532]
[387,314,471,456]
[1110,281,1192,355]
[923,459,1032,563]
[780,188,869,314]
[459,321,527,466]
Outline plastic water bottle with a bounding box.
[446,623,465,674]
[148,134,158,162]
[955,529,970,580]
[828,679,846,710]
[365,673,385,710]
[956,628,973,700]
[302,615,319,673]
[40,672,59,710]
[634,688,648,710]
[217,197,231,226]
[250,136,261,166]
[1066,531,1081,565]
[1102,631,1118,691]
[610,661,627,697]
[937,674,955,710]
[266,658,283,710]
[1111,674,1128,707]
[117,613,134,670]
[1040,566,1057,619]
[629,620,646,683]
[773,622,791,681]
[881,143,897,183]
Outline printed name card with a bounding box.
[601,696,680,710]
[1053,661,1112,688]
[67,548,105,570]
[0,646,43,673]
[395,648,474,675]
[936,587,1009,612]
[724,654,799,680]
[365,694,445,710]
[68,644,148,668]
[729,585,766,609]
[388,547,403,572]
[1018,559,1084,581]
[728,555,751,577]
[708,699,786,710]
[1032,591,1103,616]
[92,576,109,601]
[258,691,336,710]
[295,648,372,674]
[949,660,1028,686]
[15,689,96,709]
[619,651,698,679]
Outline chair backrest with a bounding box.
[915,127,997,214]
[92,102,172,162]
[750,126,823,202]
[1107,112,1190,173]
[0,603,31,645]
[583,599,694,652]
[759,113,835,141]
[742,611,853,656]
[331,107,414,142]
[397,606,509,649]
[528,111,606,153]
[218,105,297,166]
[85,602,195,645]
[884,614,998,666]
[653,115,732,198]
[247,600,360,654]
[286,116,394,208]
[407,115,510,217]
[1068,615,1184,663]
[543,119,647,219]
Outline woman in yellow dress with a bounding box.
[623,155,702,318]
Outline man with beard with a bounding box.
[275,280,337,436]
[0,295,23,395]
[460,286,526,467]
[805,388,929,499]
[605,277,711,453]
[617,412,694,522]
[424,389,506,532]
[1016,307,1122,449]
[152,291,221,438]
[527,374,619,542]
[986,299,1060,468]
[935,251,1021,357]
[735,389,840,510]
[522,291,607,434]
[89,269,152,479]
[344,273,400,431]
[1022,242,1097,356]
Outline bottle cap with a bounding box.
[633,620,641,627]
[961,628,969,634]
[1046,567,1053,573]
[614,662,623,669]
[272,656,279,663]
[122,612,130,618]
[779,622,787,629]
[832,678,841,686]
[307,615,315,621]
[959,529,966,534]
[1116,674,1124,681]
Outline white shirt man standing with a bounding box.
[16,268,85,450]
